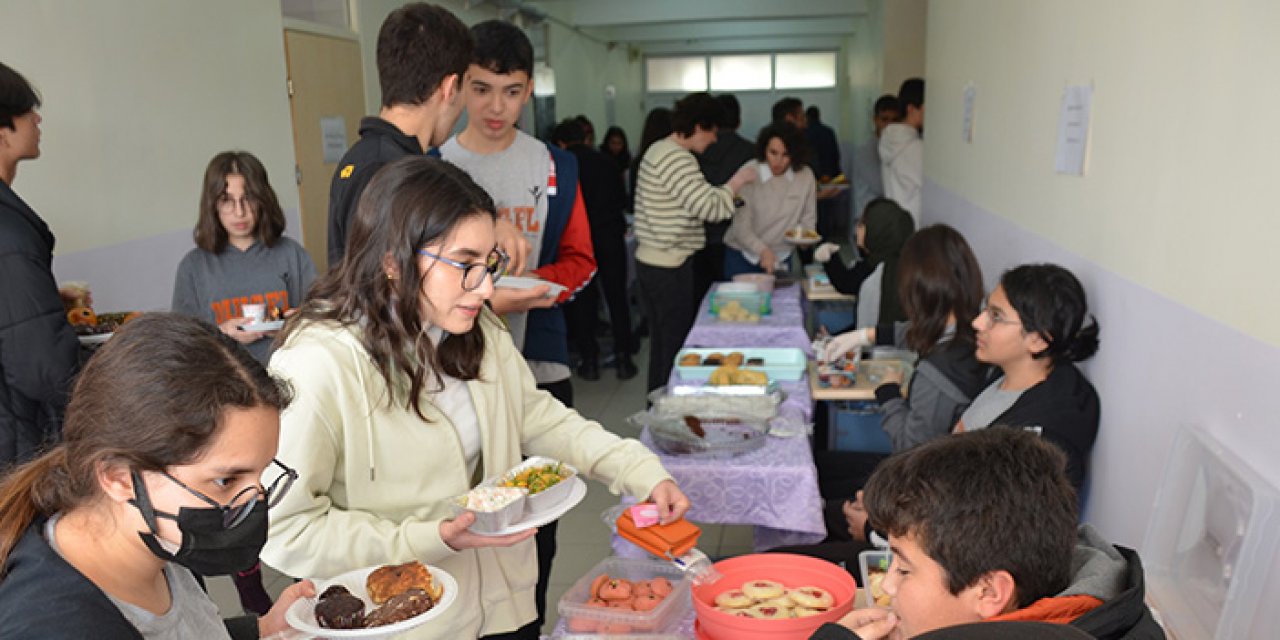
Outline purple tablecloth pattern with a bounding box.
[613,398,825,557]
[610,281,826,558]
[683,284,814,356]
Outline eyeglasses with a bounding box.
[216,194,256,213]
[158,458,298,529]
[977,303,1022,328]
[416,247,508,291]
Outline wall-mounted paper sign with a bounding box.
[1054,85,1093,176]
[962,83,976,143]
[320,116,347,164]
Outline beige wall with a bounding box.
[925,0,1280,347]
[543,22,645,144]
[882,0,927,94]
[0,0,299,255]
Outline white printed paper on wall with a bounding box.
[1054,85,1093,175]
[962,83,977,143]
[320,116,347,164]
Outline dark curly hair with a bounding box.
[754,121,809,171]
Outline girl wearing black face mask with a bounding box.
[0,313,315,639]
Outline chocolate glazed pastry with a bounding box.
[364,588,435,627]
[315,586,366,629]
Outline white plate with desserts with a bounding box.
[286,561,458,638]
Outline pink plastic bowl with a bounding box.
[693,553,857,640]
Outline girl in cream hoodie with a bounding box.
[262,157,687,639]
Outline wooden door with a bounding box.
[283,29,365,273]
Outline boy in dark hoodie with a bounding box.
[811,429,1165,640]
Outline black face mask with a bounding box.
[129,472,268,576]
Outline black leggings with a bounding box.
[636,259,697,393]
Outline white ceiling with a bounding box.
[473,0,868,55]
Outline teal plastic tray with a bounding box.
[673,347,807,382]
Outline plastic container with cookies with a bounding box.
[558,556,692,635]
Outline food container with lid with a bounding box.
[557,556,692,635]
[709,283,771,317]
[674,347,806,382]
[494,456,578,515]
[450,486,528,534]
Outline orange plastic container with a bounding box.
[692,553,857,640]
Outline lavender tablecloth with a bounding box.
[612,283,827,557]
[682,284,814,356]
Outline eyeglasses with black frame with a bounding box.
[158,458,297,529]
[415,246,509,291]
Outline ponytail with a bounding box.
[1062,315,1100,362]
[0,448,75,578]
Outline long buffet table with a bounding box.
[614,284,827,557]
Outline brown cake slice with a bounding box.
[364,588,435,627]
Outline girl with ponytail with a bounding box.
[0,313,313,639]
[958,263,1102,493]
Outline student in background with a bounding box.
[814,198,915,328]
[772,96,808,130]
[630,107,672,212]
[723,121,816,277]
[438,21,596,632]
[633,93,756,393]
[0,313,313,639]
[881,78,925,224]
[784,226,991,574]
[958,264,1101,494]
[574,114,595,148]
[852,95,900,219]
[325,2,529,271]
[694,93,756,302]
[263,157,687,640]
[826,225,992,451]
[552,119,638,381]
[805,105,841,182]
[599,126,632,184]
[172,152,316,366]
[0,62,80,470]
[170,151,313,615]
